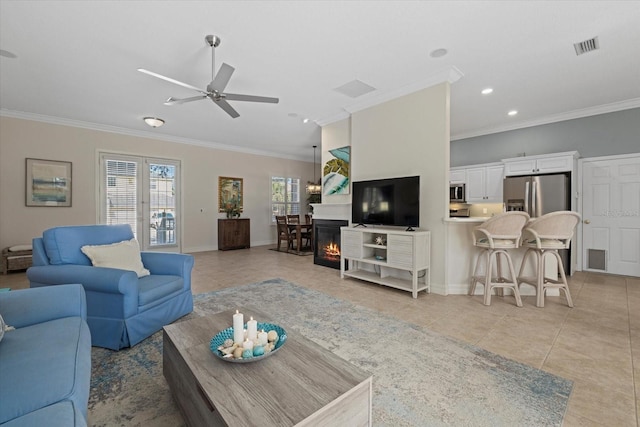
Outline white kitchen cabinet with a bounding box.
[340,227,430,298]
[465,163,504,203]
[449,168,466,183]
[502,152,578,176]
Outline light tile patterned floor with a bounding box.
[3,246,638,426]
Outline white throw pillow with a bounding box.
[8,244,32,252]
[81,239,150,278]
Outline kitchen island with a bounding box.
[444,217,560,297]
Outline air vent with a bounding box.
[574,37,599,56]
[588,248,607,271]
[334,80,376,98]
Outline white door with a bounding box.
[582,154,640,276]
[99,153,181,251]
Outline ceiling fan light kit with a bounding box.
[138,34,279,119]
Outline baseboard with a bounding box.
[183,245,216,253]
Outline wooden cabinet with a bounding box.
[340,227,430,298]
[502,152,577,176]
[218,219,250,251]
[449,168,466,183]
[465,163,504,203]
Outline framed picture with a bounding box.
[323,146,350,195]
[25,158,72,207]
[218,176,243,213]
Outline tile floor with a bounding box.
[3,246,638,426]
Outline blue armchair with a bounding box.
[0,284,91,426]
[26,224,194,350]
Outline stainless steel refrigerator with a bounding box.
[503,172,571,273]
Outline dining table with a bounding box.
[287,222,313,254]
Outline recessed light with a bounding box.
[143,117,165,128]
[481,88,493,95]
[507,110,518,116]
[429,48,448,58]
[303,118,310,124]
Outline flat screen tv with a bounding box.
[351,176,420,229]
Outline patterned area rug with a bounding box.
[89,279,572,426]
[268,247,314,256]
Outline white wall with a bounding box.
[350,83,450,292]
[0,116,314,252]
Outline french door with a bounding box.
[99,152,181,251]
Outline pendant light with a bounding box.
[306,145,321,194]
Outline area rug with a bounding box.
[89,279,572,426]
[268,247,314,256]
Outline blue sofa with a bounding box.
[0,284,91,427]
[27,224,194,350]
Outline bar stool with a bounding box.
[517,211,580,308]
[469,212,530,307]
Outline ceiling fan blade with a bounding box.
[164,95,208,105]
[212,98,240,118]
[209,63,235,92]
[137,68,206,94]
[224,93,279,104]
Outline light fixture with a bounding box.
[429,48,448,58]
[507,110,518,116]
[481,88,493,95]
[143,117,165,128]
[306,145,322,194]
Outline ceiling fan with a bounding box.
[138,35,279,118]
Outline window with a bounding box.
[104,158,138,234]
[271,176,300,221]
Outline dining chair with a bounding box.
[275,216,296,251]
[301,215,313,249]
[286,214,300,224]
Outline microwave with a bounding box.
[450,183,466,202]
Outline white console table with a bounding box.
[340,227,430,298]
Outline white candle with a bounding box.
[243,338,254,351]
[257,329,268,346]
[232,310,244,345]
[247,316,258,341]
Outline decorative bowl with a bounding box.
[209,322,287,363]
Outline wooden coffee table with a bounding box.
[163,307,372,426]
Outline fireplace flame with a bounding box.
[324,242,341,258]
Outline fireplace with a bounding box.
[313,219,348,269]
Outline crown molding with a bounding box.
[0,109,308,161]
[451,97,640,141]
[316,66,464,126]
[314,110,351,127]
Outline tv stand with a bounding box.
[405,226,415,232]
[340,227,430,298]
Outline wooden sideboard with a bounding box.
[218,218,250,251]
